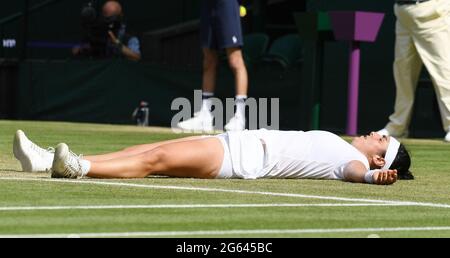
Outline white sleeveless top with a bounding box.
[251,129,370,180]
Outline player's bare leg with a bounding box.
[87,137,224,179]
[50,137,224,179]
[84,136,204,162]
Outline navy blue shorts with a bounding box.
[200,0,243,50]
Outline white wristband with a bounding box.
[365,170,379,184]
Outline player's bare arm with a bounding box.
[343,160,398,185]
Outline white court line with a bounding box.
[1,177,450,209]
[0,203,413,212]
[2,227,450,238]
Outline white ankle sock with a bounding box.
[201,92,214,113]
[235,95,247,119]
[80,159,91,177]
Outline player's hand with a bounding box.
[374,170,398,185]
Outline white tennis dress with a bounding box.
[216,129,370,180]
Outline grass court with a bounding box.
[0,120,449,238]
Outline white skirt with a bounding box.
[215,131,266,179]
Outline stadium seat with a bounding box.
[263,34,303,68]
[242,33,270,66]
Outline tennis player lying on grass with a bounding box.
[13,129,413,185]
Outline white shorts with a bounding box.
[215,131,266,179]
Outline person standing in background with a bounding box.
[378,0,450,142]
[177,0,248,132]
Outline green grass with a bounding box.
[1,120,450,238]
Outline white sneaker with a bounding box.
[13,130,54,172]
[177,111,214,133]
[445,131,450,143]
[51,143,84,179]
[225,116,246,132]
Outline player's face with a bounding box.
[352,132,390,156]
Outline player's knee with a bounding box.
[228,55,245,71]
[143,147,168,171]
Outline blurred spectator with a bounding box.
[73,0,141,61]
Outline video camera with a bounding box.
[80,0,123,56]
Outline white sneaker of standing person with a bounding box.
[177,110,214,133]
[225,115,246,132]
[13,130,54,172]
[51,143,90,179]
[445,129,450,143]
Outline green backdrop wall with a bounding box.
[15,60,302,129]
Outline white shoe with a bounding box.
[51,143,84,179]
[177,111,214,133]
[445,131,450,143]
[225,116,246,132]
[13,130,54,172]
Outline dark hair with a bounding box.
[389,144,414,180]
